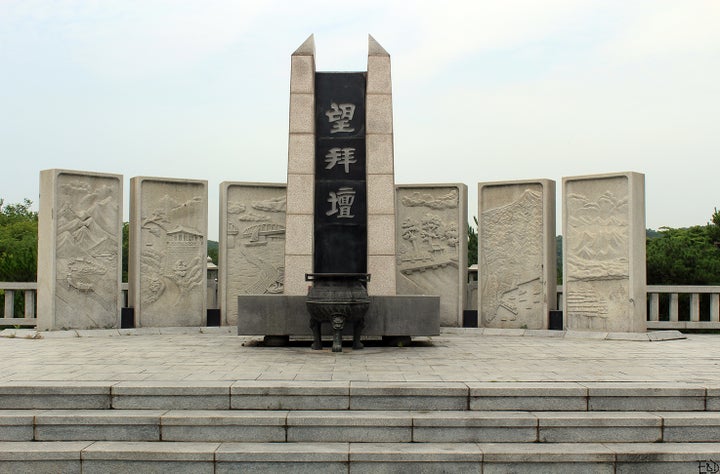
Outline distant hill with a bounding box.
[208,240,218,264]
[646,229,662,239]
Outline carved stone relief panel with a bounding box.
[37,170,123,330]
[395,185,467,327]
[563,173,646,332]
[478,180,555,329]
[130,178,208,327]
[221,183,286,326]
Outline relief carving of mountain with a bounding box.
[567,190,629,280]
[56,204,117,258]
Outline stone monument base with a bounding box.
[237,295,439,338]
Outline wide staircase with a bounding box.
[1,380,720,473]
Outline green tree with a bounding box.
[467,217,477,266]
[0,199,37,318]
[207,240,218,265]
[0,199,38,282]
[710,207,720,243]
[646,210,720,285]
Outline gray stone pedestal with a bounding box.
[237,295,439,339]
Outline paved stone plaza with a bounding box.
[0,329,717,384]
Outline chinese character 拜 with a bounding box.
[326,187,356,219]
[325,147,357,173]
[325,102,356,133]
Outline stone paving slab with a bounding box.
[0,382,113,409]
[478,442,617,463]
[0,441,93,460]
[9,408,720,443]
[583,382,707,411]
[349,381,468,410]
[607,442,720,474]
[0,330,717,385]
[35,409,165,441]
[216,442,350,462]
[231,381,350,410]
[535,412,663,443]
[81,441,218,474]
[349,442,483,462]
[161,410,288,443]
[0,410,40,441]
[659,412,720,442]
[468,382,588,411]
[1,440,720,472]
[111,381,232,410]
[412,411,537,443]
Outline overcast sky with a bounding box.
[1,0,718,240]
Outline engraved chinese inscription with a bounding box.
[326,187,356,218]
[325,102,357,133]
[314,72,367,274]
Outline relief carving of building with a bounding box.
[222,185,286,326]
[131,178,208,327]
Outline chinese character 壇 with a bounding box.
[326,187,356,219]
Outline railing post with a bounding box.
[711,293,720,323]
[557,286,564,309]
[669,293,679,322]
[24,290,35,319]
[690,293,700,322]
[649,293,659,321]
[3,290,15,319]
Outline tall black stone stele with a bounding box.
[305,72,370,352]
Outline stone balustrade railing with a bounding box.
[0,282,37,327]
[0,282,217,328]
[3,282,720,330]
[556,285,720,330]
[646,285,720,330]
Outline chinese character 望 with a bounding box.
[325,147,357,173]
[325,102,356,133]
[326,187,356,219]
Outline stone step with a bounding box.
[3,409,720,444]
[1,441,720,473]
[1,381,718,411]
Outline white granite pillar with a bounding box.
[220,182,286,326]
[478,179,557,329]
[37,169,123,330]
[366,35,397,296]
[129,176,208,327]
[396,184,467,326]
[562,172,646,332]
[283,35,316,296]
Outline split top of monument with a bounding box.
[285,33,397,297]
[292,34,390,58]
